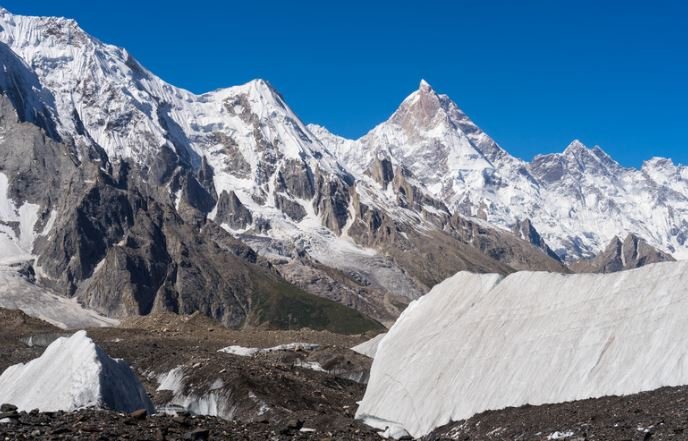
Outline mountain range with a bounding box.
[0,7,682,328]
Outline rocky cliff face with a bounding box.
[0,68,379,333]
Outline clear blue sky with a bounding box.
[3,0,687,167]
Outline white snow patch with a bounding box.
[218,342,320,357]
[294,360,327,373]
[548,431,575,440]
[357,262,688,438]
[156,367,185,394]
[0,172,42,263]
[217,345,260,357]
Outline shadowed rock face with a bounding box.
[276,159,315,199]
[313,172,351,234]
[368,157,395,189]
[215,190,253,230]
[512,218,563,263]
[274,193,306,221]
[570,233,675,273]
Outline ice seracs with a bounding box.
[357,262,688,438]
[0,330,153,413]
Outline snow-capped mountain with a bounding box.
[313,81,688,260]
[0,7,571,327]
[0,6,678,329]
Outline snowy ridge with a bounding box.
[357,261,688,438]
[0,5,685,306]
[0,330,153,412]
[314,82,688,261]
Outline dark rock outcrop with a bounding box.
[215,190,252,230]
[570,233,675,273]
[512,218,563,263]
[274,193,306,221]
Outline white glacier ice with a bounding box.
[357,262,688,438]
[351,332,386,359]
[0,330,153,413]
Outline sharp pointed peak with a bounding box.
[246,78,273,90]
[564,139,588,153]
[418,79,433,93]
[231,78,281,99]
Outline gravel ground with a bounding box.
[6,308,688,440]
[424,385,688,441]
[0,407,381,440]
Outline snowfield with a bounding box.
[357,262,688,438]
[0,266,118,329]
[0,331,153,413]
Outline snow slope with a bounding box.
[357,262,688,438]
[0,265,118,329]
[0,330,153,413]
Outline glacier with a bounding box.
[357,261,688,438]
[0,330,153,413]
[0,265,118,329]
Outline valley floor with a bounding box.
[0,308,380,440]
[425,386,688,441]
[3,308,688,440]
[0,408,379,440]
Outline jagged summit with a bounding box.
[418,79,433,92]
[563,139,588,153]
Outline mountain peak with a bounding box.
[564,139,588,154]
[418,79,433,93]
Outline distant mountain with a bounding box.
[312,81,688,262]
[0,7,681,330]
[570,233,675,273]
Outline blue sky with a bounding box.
[3,0,687,167]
